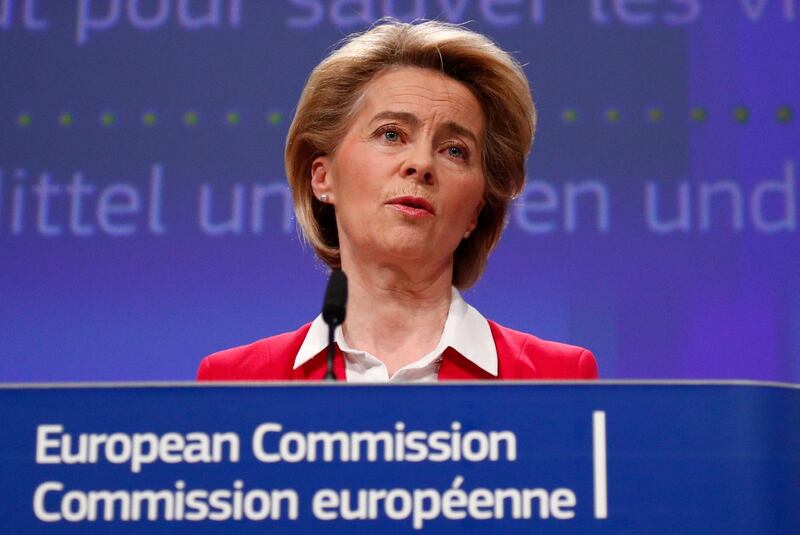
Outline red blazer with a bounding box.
[198,320,598,381]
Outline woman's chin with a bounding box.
[343,225,454,267]
[378,235,454,267]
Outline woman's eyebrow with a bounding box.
[440,121,479,147]
[369,110,419,126]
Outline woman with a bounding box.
[198,20,597,382]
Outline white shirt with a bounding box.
[293,288,498,382]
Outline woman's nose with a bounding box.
[401,149,434,184]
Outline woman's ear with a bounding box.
[311,156,334,203]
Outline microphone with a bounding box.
[322,269,347,380]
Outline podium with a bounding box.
[2,381,798,533]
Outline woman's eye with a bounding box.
[375,126,403,143]
[447,145,468,160]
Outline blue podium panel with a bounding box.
[1,382,798,533]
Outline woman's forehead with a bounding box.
[354,67,485,134]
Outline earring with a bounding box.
[320,194,329,203]
[463,231,471,239]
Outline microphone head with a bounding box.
[322,269,348,327]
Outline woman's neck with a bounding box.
[338,257,453,376]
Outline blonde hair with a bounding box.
[285,20,536,288]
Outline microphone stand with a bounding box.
[322,269,348,381]
[325,322,337,381]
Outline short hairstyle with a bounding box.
[285,19,536,288]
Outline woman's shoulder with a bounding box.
[196,324,312,381]
[488,320,598,379]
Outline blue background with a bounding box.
[1,0,798,382]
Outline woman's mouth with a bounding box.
[386,196,435,217]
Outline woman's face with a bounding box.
[312,67,486,273]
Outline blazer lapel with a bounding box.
[294,346,346,381]
[437,347,495,381]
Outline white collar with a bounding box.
[293,287,498,376]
